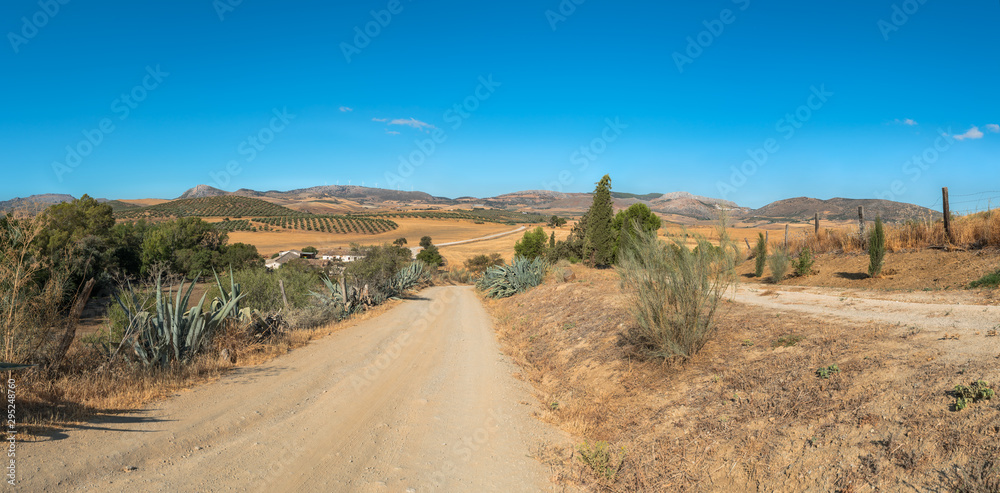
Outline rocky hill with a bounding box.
[748,197,940,223]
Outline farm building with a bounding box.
[321,248,366,262]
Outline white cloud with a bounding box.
[339,106,353,112]
[388,117,435,131]
[986,123,1000,133]
[894,118,918,126]
[954,126,985,141]
[372,117,388,122]
[385,130,400,135]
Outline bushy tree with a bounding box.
[583,175,615,267]
[221,243,264,271]
[347,243,418,288]
[514,226,547,259]
[612,203,662,260]
[415,245,443,266]
[419,236,433,249]
[393,237,407,247]
[141,217,228,276]
[301,246,318,254]
[548,215,567,228]
[868,216,886,278]
[793,247,814,277]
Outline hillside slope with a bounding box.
[749,197,940,222]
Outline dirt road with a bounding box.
[24,287,564,492]
[409,226,527,257]
[731,284,1000,360]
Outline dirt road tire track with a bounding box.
[25,286,564,492]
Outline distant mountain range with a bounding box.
[1,185,942,224]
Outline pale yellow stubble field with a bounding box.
[226,218,523,256]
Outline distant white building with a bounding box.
[265,249,318,269]
[321,248,366,262]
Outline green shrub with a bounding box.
[754,233,767,278]
[793,247,814,277]
[464,253,504,274]
[514,226,548,259]
[970,269,1000,288]
[476,256,548,299]
[415,244,443,266]
[868,216,886,278]
[815,364,840,379]
[576,440,625,482]
[768,249,790,283]
[617,227,737,361]
[952,380,995,411]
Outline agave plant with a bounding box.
[114,273,244,367]
[476,256,549,299]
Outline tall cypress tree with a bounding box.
[583,174,615,267]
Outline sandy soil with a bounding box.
[22,287,568,492]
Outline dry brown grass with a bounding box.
[484,266,1000,491]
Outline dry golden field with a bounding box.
[227,218,524,256]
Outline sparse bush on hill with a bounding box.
[768,249,790,283]
[868,216,886,278]
[476,256,548,299]
[464,253,504,274]
[618,227,737,361]
[793,246,814,277]
[753,233,767,278]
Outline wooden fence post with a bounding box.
[814,213,819,235]
[278,279,289,308]
[942,187,953,244]
[784,224,789,250]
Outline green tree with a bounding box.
[753,233,767,278]
[548,215,567,228]
[868,216,886,278]
[419,236,433,249]
[514,226,547,259]
[611,203,662,260]
[301,246,318,254]
[348,244,418,287]
[221,243,264,271]
[549,231,556,249]
[416,244,443,266]
[583,175,615,267]
[393,237,407,247]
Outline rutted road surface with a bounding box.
[24,286,564,492]
[731,284,1000,341]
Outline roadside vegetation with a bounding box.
[1,196,430,434]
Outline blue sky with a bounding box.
[1,0,997,210]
